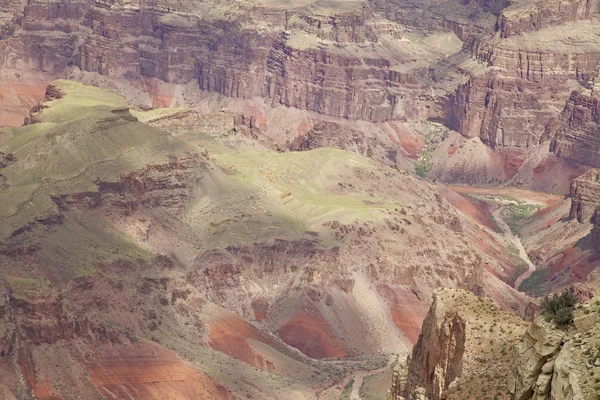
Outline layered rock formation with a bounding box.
[569,169,600,223]
[552,91,600,167]
[0,0,464,126]
[498,0,599,37]
[1,0,600,185]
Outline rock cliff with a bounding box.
[402,288,529,400]
[2,0,600,179]
[395,288,600,400]
[498,0,599,37]
[552,91,600,167]
[0,0,463,125]
[569,169,600,223]
[564,168,600,250]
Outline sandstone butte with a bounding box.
[1,0,600,399]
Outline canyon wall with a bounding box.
[2,0,600,165]
[568,168,600,250]
[0,0,456,125]
[569,169,600,223]
[552,91,600,167]
[498,0,599,37]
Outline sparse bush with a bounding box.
[44,84,64,101]
[541,290,577,327]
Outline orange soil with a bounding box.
[19,366,62,400]
[0,83,47,126]
[447,145,459,157]
[17,347,63,400]
[296,118,314,136]
[86,342,229,400]
[278,311,347,359]
[377,285,427,345]
[388,123,424,159]
[496,148,527,179]
[545,246,600,285]
[527,154,588,194]
[207,314,275,371]
[532,156,559,178]
[241,103,268,132]
[442,187,498,231]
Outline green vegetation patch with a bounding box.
[500,204,543,235]
[34,214,155,281]
[3,276,51,299]
[413,123,444,178]
[214,148,402,218]
[507,242,519,256]
[520,267,550,296]
[341,378,354,399]
[541,290,577,327]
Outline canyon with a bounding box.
[2,0,600,399]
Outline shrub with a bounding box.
[44,84,64,101]
[541,290,577,327]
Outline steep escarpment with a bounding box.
[447,0,600,153]
[498,0,599,37]
[0,0,469,126]
[451,71,567,148]
[453,17,600,149]
[551,91,600,167]
[569,169,600,223]
[400,288,528,400]
[395,288,600,400]
[405,290,467,399]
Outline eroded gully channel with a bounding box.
[491,205,536,290]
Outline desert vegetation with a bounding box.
[541,290,577,327]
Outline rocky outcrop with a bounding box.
[466,38,600,82]
[290,120,400,167]
[593,208,600,249]
[0,151,15,189]
[569,169,600,223]
[551,91,600,167]
[397,288,600,400]
[401,289,533,399]
[405,289,467,400]
[388,360,409,400]
[53,151,204,214]
[512,321,565,399]
[451,72,566,148]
